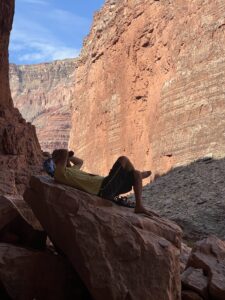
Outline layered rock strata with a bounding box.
[69,0,225,176]
[10,60,77,152]
[25,176,182,300]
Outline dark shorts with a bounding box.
[98,160,134,200]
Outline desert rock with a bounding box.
[180,243,192,273]
[0,243,83,300]
[67,0,225,177]
[187,236,225,300]
[0,0,42,195]
[130,157,225,241]
[182,290,204,300]
[10,60,77,152]
[181,267,208,299]
[25,175,182,300]
[0,0,14,108]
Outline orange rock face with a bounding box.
[69,0,225,176]
[10,60,77,152]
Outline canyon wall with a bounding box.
[0,0,42,195]
[10,60,77,152]
[0,0,14,108]
[69,0,225,176]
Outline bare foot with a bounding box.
[141,171,152,179]
[135,205,159,217]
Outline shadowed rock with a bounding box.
[24,175,182,300]
[182,290,204,300]
[0,243,87,300]
[131,157,225,242]
[181,267,208,299]
[187,236,225,300]
[0,195,46,249]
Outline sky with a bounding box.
[9,0,105,65]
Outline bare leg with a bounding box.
[118,157,151,179]
[117,156,158,216]
[133,170,153,215]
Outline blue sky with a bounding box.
[9,0,105,65]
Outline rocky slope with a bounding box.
[10,59,77,152]
[129,156,225,242]
[68,0,225,177]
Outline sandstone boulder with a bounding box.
[0,195,45,249]
[182,290,203,300]
[24,176,182,300]
[187,236,225,300]
[3,194,43,230]
[0,243,87,300]
[0,195,18,231]
[181,267,208,299]
[180,242,192,273]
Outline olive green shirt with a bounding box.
[54,165,104,195]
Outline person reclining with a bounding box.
[52,149,155,216]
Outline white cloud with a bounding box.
[18,43,80,62]
[18,0,48,5]
[10,6,83,63]
[11,31,80,62]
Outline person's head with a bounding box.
[52,149,68,165]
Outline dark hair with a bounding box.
[52,149,68,163]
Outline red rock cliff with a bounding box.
[0,0,42,195]
[0,0,14,108]
[10,59,77,152]
[69,0,225,176]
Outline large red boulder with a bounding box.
[181,267,208,299]
[24,176,182,300]
[0,243,87,300]
[187,236,225,300]
[0,195,46,249]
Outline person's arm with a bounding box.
[53,149,68,169]
[69,156,83,169]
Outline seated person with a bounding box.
[52,149,155,216]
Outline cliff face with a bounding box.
[0,0,14,108]
[0,0,42,195]
[10,60,77,152]
[69,0,225,176]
